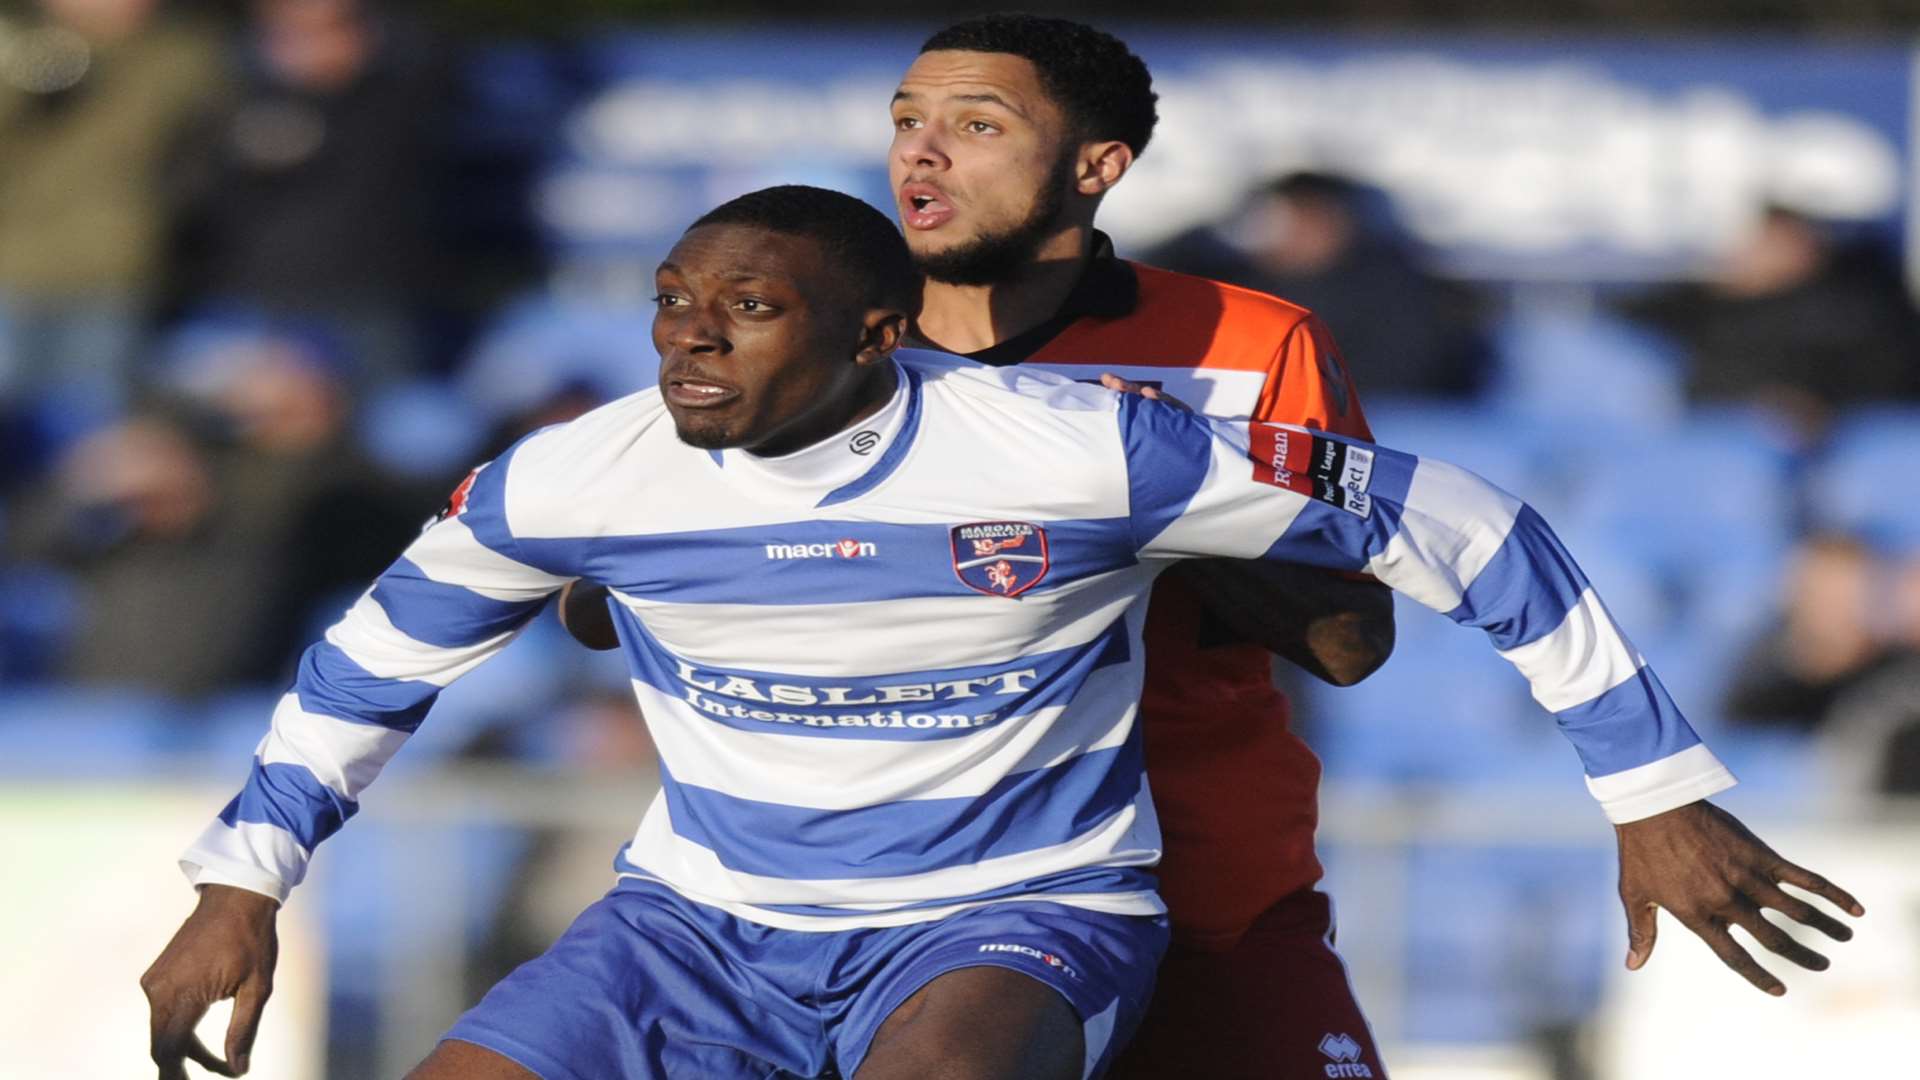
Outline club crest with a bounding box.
[950,522,1050,598]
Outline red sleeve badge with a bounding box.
[435,467,481,523]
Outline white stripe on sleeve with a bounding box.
[1497,588,1647,714]
[1585,744,1739,824]
[256,693,411,799]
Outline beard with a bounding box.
[672,422,731,450]
[912,152,1077,286]
[666,408,738,450]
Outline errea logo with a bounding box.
[1318,1032,1373,1077]
[764,539,877,560]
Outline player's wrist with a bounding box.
[195,882,281,921]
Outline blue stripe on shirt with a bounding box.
[521,518,1136,607]
[1445,505,1589,651]
[217,760,357,852]
[294,641,439,733]
[456,432,574,576]
[1117,393,1217,550]
[617,605,1133,741]
[660,737,1143,880]
[1262,497,1405,573]
[1555,667,1700,778]
[370,558,549,648]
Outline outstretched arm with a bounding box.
[144,453,570,1077]
[1120,397,1862,991]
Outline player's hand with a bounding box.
[1097,372,1191,412]
[559,578,619,651]
[1615,799,1864,995]
[141,884,280,1079]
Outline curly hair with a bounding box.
[921,14,1159,157]
[691,185,918,312]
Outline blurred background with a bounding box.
[2,2,1919,1077]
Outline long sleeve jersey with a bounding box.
[181,350,1734,930]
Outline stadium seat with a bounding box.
[357,379,491,482]
[1485,310,1687,434]
[458,293,659,423]
[1398,844,1614,1044]
[0,688,188,777]
[0,564,80,683]
[1304,596,1577,787]
[1805,407,1920,552]
[1560,422,1793,567]
[187,688,289,761]
[1362,398,1561,515]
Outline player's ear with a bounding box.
[1075,140,1134,197]
[854,309,908,365]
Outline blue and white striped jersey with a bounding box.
[182,349,1734,930]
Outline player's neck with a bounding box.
[911,226,1093,355]
[746,360,900,459]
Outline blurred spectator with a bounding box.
[0,0,228,414]
[1723,533,1895,731]
[5,323,423,697]
[1145,171,1488,397]
[167,0,454,386]
[1620,206,1920,436]
[1823,551,1920,796]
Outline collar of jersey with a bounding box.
[706,361,922,507]
[955,231,1138,368]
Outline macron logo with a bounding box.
[765,539,877,560]
[977,943,1079,980]
[1318,1033,1373,1077]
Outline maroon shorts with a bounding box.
[1109,889,1387,1079]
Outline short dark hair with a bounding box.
[690,185,918,312]
[921,14,1158,157]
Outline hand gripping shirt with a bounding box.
[180,351,1734,930]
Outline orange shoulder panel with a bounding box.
[1029,262,1373,438]
[1254,311,1373,439]
[1027,263,1312,373]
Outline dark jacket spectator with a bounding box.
[1146,172,1487,398]
[1621,207,1920,435]
[167,0,454,385]
[1724,534,1894,731]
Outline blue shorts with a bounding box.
[445,876,1169,1080]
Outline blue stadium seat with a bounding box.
[1362,398,1561,515]
[1303,597,1579,787]
[1486,310,1687,433]
[1397,844,1614,1044]
[1559,417,1797,576]
[1701,726,1821,802]
[0,564,80,683]
[1806,407,1920,552]
[458,294,658,423]
[0,688,188,776]
[357,379,491,482]
[185,688,288,761]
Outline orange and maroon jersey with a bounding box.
[957,242,1372,949]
